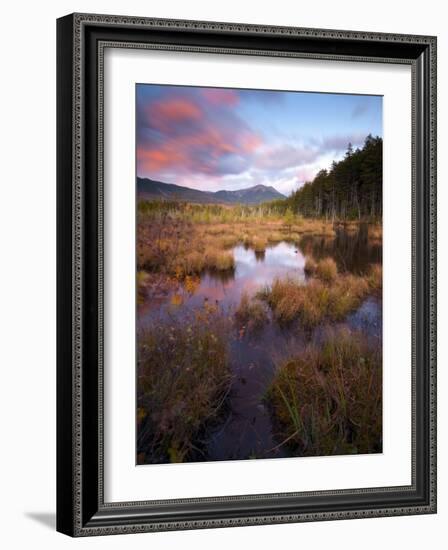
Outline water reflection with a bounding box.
[298,225,381,274]
[139,241,307,324]
[254,249,265,262]
[139,228,379,323]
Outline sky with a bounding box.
[136,84,382,196]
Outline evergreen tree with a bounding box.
[274,136,382,221]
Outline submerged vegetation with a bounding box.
[267,328,382,456]
[234,293,269,334]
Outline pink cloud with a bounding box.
[241,134,262,153]
[296,166,318,183]
[137,146,188,172]
[138,93,262,178]
[200,88,240,106]
[146,98,202,133]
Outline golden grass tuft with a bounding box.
[315,257,338,283]
[261,263,380,329]
[367,264,382,292]
[267,231,286,243]
[183,251,205,275]
[251,237,268,252]
[213,250,236,271]
[267,328,382,456]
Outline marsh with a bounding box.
[136,211,382,464]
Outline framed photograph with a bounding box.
[57,13,437,536]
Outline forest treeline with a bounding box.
[270,135,382,221]
[138,135,382,222]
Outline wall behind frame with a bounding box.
[0,1,445,549]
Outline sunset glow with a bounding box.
[136,84,382,195]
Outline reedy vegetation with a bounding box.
[267,328,382,455]
[136,202,353,291]
[258,258,382,328]
[137,304,233,463]
[234,292,269,333]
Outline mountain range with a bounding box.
[137,177,286,205]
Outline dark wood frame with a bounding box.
[57,13,437,537]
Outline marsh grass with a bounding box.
[137,214,236,280]
[315,257,338,283]
[234,292,269,333]
[137,200,339,284]
[251,237,268,252]
[204,248,235,272]
[267,328,382,456]
[367,263,382,293]
[260,264,381,328]
[266,231,286,244]
[136,199,383,462]
[137,303,233,463]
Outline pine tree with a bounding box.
[278,136,382,221]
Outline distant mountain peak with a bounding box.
[137,177,286,205]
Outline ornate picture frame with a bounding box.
[57,13,437,536]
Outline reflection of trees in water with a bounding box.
[298,225,381,275]
[254,249,266,262]
[207,268,236,284]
